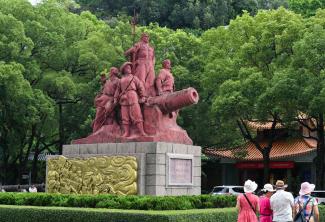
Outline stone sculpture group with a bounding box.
[73,33,199,145]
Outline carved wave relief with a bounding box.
[47,156,137,195]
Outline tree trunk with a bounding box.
[2,156,8,185]
[31,150,39,183]
[316,113,325,189]
[263,149,271,184]
[58,103,63,155]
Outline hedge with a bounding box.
[0,193,236,210]
[0,205,238,222]
[0,205,324,222]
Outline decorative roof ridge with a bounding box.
[244,120,285,130]
[205,141,250,151]
[205,138,310,150]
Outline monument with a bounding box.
[46,33,201,196]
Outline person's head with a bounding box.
[244,179,258,193]
[262,183,275,197]
[299,182,315,196]
[120,62,132,75]
[141,33,149,43]
[275,180,288,190]
[162,59,171,69]
[109,67,119,78]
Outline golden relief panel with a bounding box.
[46,156,137,195]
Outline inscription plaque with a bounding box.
[167,153,194,186]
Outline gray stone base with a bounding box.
[62,142,201,196]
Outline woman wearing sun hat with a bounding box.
[294,182,319,222]
[236,179,259,222]
[259,184,275,222]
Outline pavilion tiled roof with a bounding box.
[244,120,285,130]
[204,138,316,161]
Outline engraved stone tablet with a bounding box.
[167,153,194,186]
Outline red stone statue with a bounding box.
[92,67,119,132]
[124,33,155,96]
[73,38,199,145]
[155,59,174,95]
[115,62,146,137]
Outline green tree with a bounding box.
[290,11,325,188]
[201,8,305,183]
[289,0,325,17]
[0,62,54,184]
[75,0,289,30]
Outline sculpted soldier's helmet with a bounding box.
[141,32,149,38]
[109,67,119,77]
[162,59,171,67]
[120,62,133,74]
[141,33,149,43]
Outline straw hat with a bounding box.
[275,180,288,189]
[244,180,258,193]
[262,183,275,192]
[299,182,315,196]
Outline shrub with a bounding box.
[0,193,236,210]
[0,205,238,222]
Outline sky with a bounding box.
[28,0,42,5]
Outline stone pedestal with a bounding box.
[62,142,201,196]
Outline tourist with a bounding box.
[28,184,37,193]
[259,183,275,222]
[236,179,259,222]
[270,180,294,222]
[293,182,319,222]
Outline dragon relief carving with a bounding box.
[47,156,137,195]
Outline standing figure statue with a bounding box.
[124,33,155,95]
[155,59,174,95]
[92,67,120,132]
[114,62,147,137]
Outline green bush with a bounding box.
[0,193,236,210]
[317,205,325,222]
[0,205,238,222]
[0,202,324,221]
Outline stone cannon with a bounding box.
[147,87,199,114]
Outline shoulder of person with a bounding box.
[285,191,294,196]
[310,196,318,205]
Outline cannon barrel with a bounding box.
[147,87,199,114]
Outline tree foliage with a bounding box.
[75,0,289,30]
[201,7,325,187]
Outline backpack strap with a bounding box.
[243,193,256,213]
[296,197,312,219]
[307,198,315,222]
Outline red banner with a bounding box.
[235,161,294,169]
